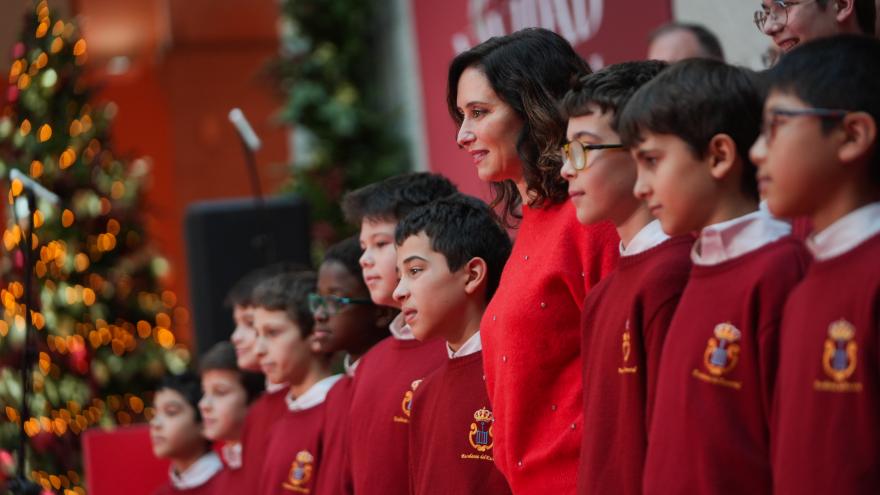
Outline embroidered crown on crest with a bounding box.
[714,322,741,341]
[473,407,494,423]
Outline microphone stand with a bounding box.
[6,187,43,495]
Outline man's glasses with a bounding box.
[307,293,372,316]
[760,107,849,144]
[754,0,817,32]
[560,141,625,171]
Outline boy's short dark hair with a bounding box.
[322,236,366,286]
[341,172,459,225]
[618,58,763,199]
[766,34,880,184]
[251,271,318,337]
[560,60,669,130]
[815,0,875,35]
[158,371,203,422]
[649,22,726,61]
[199,341,265,403]
[225,262,309,308]
[394,194,512,300]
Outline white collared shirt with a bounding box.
[265,380,288,394]
[389,312,415,340]
[169,451,223,490]
[692,203,791,266]
[285,374,343,412]
[621,220,670,257]
[808,201,880,260]
[221,442,242,469]
[447,330,483,359]
[343,354,360,377]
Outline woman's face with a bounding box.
[455,67,525,185]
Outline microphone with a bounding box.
[228,108,262,152]
[9,168,60,206]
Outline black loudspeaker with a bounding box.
[184,196,311,357]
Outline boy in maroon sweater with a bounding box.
[340,173,458,495]
[618,59,810,494]
[310,237,392,495]
[392,194,512,495]
[749,35,880,494]
[252,271,341,495]
[150,372,223,495]
[558,60,695,495]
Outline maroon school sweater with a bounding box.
[241,386,289,489]
[259,404,326,495]
[314,376,354,495]
[773,232,880,494]
[152,479,220,495]
[212,464,248,494]
[643,237,809,495]
[578,236,693,495]
[408,351,512,495]
[480,201,619,493]
[348,336,446,495]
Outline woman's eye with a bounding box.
[471,108,486,118]
[408,267,422,276]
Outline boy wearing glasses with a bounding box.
[754,0,874,54]
[749,35,880,493]
[252,271,342,494]
[310,237,391,495]
[618,59,810,495]
[558,61,694,495]
[341,173,456,495]
[393,194,512,494]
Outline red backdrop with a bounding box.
[412,0,672,197]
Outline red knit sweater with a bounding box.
[578,236,693,495]
[151,479,220,495]
[348,337,447,495]
[643,237,810,495]
[480,200,619,493]
[773,232,880,495]
[240,386,289,489]
[408,352,512,495]
[259,405,326,495]
[313,376,354,495]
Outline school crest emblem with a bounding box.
[394,379,422,423]
[282,450,314,493]
[814,319,862,393]
[692,322,742,389]
[468,407,495,453]
[618,320,638,374]
[704,322,741,376]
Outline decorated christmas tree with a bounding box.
[0,2,189,493]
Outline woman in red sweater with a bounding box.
[446,28,619,493]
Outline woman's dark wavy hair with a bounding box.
[447,28,590,226]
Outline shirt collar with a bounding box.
[265,380,288,394]
[692,202,791,266]
[221,442,242,470]
[169,451,223,489]
[807,201,880,260]
[343,354,360,377]
[447,330,482,359]
[285,374,343,412]
[388,312,415,340]
[620,219,670,256]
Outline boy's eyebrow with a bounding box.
[401,255,428,264]
[571,130,602,141]
[634,148,658,159]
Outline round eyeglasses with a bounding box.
[754,0,817,32]
[560,141,625,171]
[307,293,373,316]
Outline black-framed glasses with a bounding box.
[760,107,849,144]
[754,0,817,32]
[560,141,625,171]
[307,293,372,316]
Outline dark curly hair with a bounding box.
[447,28,590,226]
[342,172,458,225]
[251,271,318,337]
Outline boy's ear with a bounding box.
[834,0,855,23]
[462,257,488,296]
[838,111,877,166]
[707,133,738,181]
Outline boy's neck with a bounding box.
[288,360,333,398]
[701,193,757,231]
[444,300,485,353]
[616,205,656,249]
[171,449,209,476]
[812,180,880,233]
